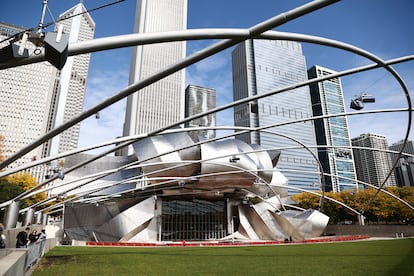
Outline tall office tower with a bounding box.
[122,0,187,155]
[389,140,414,187]
[184,84,216,141]
[232,40,320,193]
[308,65,358,192]
[0,22,56,168]
[351,133,396,187]
[43,3,95,159]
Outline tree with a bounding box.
[5,172,46,206]
[0,178,26,219]
[0,135,4,163]
[291,192,319,209]
[291,187,414,224]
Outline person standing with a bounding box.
[28,229,40,244]
[0,223,6,248]
[16,227,30,248]
[39,229,47,241]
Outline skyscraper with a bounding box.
[351,133,396,187]
[44,3,95,158]
[0,2,94,170]
[123,0,187,155]
[389,140,414,187]
[232,39,320,193]
[308,65,358,192]
[184,84,216,141]
[0,22,56,168]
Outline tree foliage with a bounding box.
[0,135,47,208]
[4,172,46,206]
[0,135,4,163]
[291,187,414,224]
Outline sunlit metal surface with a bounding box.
[0,0,412,242]
[62,131,326,242]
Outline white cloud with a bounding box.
[78,69,128,151]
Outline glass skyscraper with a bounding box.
[123,0,187,155]
[232,39,320,193]
[389,140,414,187]
[308,65,358,192]
[184,84,216,141]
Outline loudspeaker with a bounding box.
[0,43,29,61]
[44,32,69,70]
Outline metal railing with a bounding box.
[25,239,46,270]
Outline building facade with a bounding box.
[389,140,414,187]
[232,39,320,193]
[0,2,94,173]
[184,84,216,141]
[0,22,56,168]
[43,3,95,159]
[122,0,187,155]
[308,65,358,192]
[351,133,396,187]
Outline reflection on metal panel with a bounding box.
[238,205,259,240]
[95,196,156,241]
[133,132,201,182]
[62,130,329,242]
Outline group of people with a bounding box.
[16,227,46,248]
[0,224,47,249]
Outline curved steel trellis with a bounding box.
[12,126,414,222]
[0,0,411,222]
[0,0,340,170]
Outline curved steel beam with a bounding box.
[0,0,339,170]
[2,104,413,180]
[1,40,412,203]
[0,27,411,216]
[1,32,411,174]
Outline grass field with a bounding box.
[32,239,414,276]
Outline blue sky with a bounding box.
[1,0,413,151]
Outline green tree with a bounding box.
[292,187,414,224]
[291,192,319,209]
[0,178,26,219]
[0,135,4,163]
[5,172,46,206]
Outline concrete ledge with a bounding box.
[0,249,27,276]
[325,224,414,237]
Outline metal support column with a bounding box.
[4,200,20,229]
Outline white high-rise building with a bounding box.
[0,22,56,168]
[122,0,187,155]
[0,3,94,169]
[45,3,95,158]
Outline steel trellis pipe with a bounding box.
[0,0,339,170]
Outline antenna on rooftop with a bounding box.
[38,0,49,33]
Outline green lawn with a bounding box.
[33,239,414,276]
